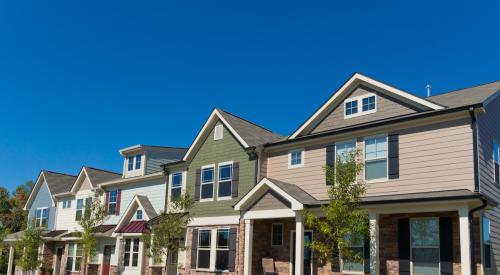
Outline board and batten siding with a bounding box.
[310,86,420,134]
[477,94,500,274]
[187,121,256,217]
[266,118,475,200]
[28,181,56,230]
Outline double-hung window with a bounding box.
[66,243,82,272]
[410,218,440,275]
[364,135,388,181]
[483,216,492,268]
[197,230,211,269]
[289,149,304,168]
[171,172,183,201]
[218,163,233,199]
[342,234,364,273]
[75,199,84,221]
[35,208,48,227]
[215,229,230,271]
[345,100,358,116]
[271,224,283,246]
[127,154,142,171]
[494,142,499,184]
[123,238,140,267]
[128,156,134,171]
[336,140,357,162]
[201,166,214,200]
[62,199,71,209]
[108,190,117,215]
[135,154,142,169]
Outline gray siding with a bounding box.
[145,150,185,174]
[310,86,420,134]
[478,94,500,273]
[248,190,290,211]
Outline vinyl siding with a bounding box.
[310,86,420,134]
[477,94,500,273]
[28,181,56,230]
[145,150,185,175]
[248,191,290,211]
[187,121,256,217]
[55,176,94,231]
[266,118,475,200]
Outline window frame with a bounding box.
[409,217,440,275]
[200,165,215,202]
[136,210,143,220]
[123,238,140,267]
[271,223,283,246]
[197,229,212,270]
[215,228,230,271]
[170,172,183,201]
[341,234,365,274]
[288,148,305,169]
[196,228,232,271]
[344,99,359,117]
[336,139,357,161]
[35,207,49,227]
[62,199,71,209]
[483,215,492,269]
[362,95,376,112]
[135,154,142,170]
[127,156,134,171]
[214,124,224,140]
[66,243,82,272]
[75,198,84,221]
[363,134,388,183]
[217,161,233,200]
[107,190,118,215]
[344,93,377,119]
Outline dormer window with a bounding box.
[135,154,142,169]
[214,125,223,140]
[128,156,134,171]
[344,94,377,118]
[127,154,142,172]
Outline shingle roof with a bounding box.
[43,230,68,238]
[136,195,158,220]
[84,167,121,186]
[216,109,283,147]
[95,224,116,233]
[360,189,482,204]
[427,80,500,108]
[43,171,77,195]
[266,178,322,206]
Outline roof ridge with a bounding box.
[84,166,121,175]
[216,108,282,136]
[429,79,500,98]
[43,170,77,178]
[139,145,188,150]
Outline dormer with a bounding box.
[119,145,187,178]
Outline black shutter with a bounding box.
[191,229,198,269]
[194,169,201,201]
[388,133,400,179]
[228,228,237,271]
[364,239,370,274]
[398,218,410,275]
[439,217,453,275]
[326,145,335,185]
[495,163,499,184]
[331,244,340,272]
[232,162,240,197]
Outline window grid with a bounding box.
[75,199,84,221]
[197,230,212,269]
[123,238,140,267]
[135,154,142,170]
[410,218,440,275]
[218,164,233,198]
[289,150,303,167]
[364,135,388,181]
[108,190,117,215]
[345,100,358,116]
[342,235,364,273]
[362,96,376,112]
[136,210,143,220]
[127,156,134,171]
[201,167,214,200]
[171,172,183,201]
[215,229,230,271]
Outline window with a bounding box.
[494,142,499,184]
[201,166,214,200]
[214,125,223,140]
[364,135,388,181]
[410,218,439,275]
[342,235,364,273]
[123,238,140,267]
[289,149,304,168]
[218,163,233,199]
[108,190,117,215]
[197,230,211,269]
[135,154,142,169]
[336,140,357,161]
[62,199,71,209]
[362,96,376,112]
[171,172,183,201]
[75,199,84,221]
[345,100,358,116]
[215,229,230,271]
[35,208,49,227]
[483,216,492,268]
[128,156,134,171]
[271,224,283,246]
[66,243,82,272]
[136,210,143,220]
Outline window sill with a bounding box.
[288,164,304,169]
[217,196,233,201]
[200,198,215,202]
[342,271,364,275]
[366,178,388,184]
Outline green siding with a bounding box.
[187,121,256,217]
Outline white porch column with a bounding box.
[369,212,379,275]
[7,244,14,275]
[295,211,304,275]
[243,219,254,275]
[459,207,471,275]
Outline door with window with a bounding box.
[122,238,142,275]
[291,231,313,275]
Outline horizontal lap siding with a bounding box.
[266,118,475,201]
[478,95,500,274]
[28,181,56,230]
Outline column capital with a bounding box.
[244,219,253,225]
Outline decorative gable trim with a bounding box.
[289,73,445,139]
[69,167,93,194]
[24,171,55,210]
[183,109,250,161]
[114,195,157,232]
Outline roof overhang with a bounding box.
[289,73,445,139]
[69,167,93,194]
[98,171,163,188]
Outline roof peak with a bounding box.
[215,108,281,135]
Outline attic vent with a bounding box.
[214,125,223,140]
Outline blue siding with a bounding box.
[28,181,56,230]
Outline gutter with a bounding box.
[469,107,480,192]
[469,199,487,275]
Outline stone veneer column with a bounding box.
[369,212,379,275]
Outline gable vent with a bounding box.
[214,125,223,140]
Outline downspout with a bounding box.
[469,199,487,275]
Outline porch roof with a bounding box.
[115,221,147,233]
[43,230,67,238]
[359,189,488,205]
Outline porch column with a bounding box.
[243,219,253,275]
[295,211,304,275]
[7,244,14,275]
[459,207,471,275]
[369,212,379,275]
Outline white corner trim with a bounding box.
[289,73,445,139]
[188,215,240,226]
[183,109,250,161]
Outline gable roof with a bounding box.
[289,73,445,139]
[115,195,158,232]
[427,80,500,108]
[69,167,121,194]
[24,171,77,210]
[119,144,187,156]
[183,108,283,161]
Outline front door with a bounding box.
[102,245,112,275]
[166,249,178,275]
[54,247,64,275]
[291,231,313,275]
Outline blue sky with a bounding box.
[0,0,499,192]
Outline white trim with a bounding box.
[243,220,253,275]
[188,215,240,226]
[115,195,154,230]
[289,73,444,139]
[214,124,224,140]
[183,109,250,161]
[242,209,296,219]
[459,207,472,275]
[34,207,49,227]
[363,134,389,183]
[70,168,93,194]
[344,93,377,119]
[288,148,305,169]
[217,161,234,200]
[290,223,311,275]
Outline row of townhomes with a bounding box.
[3,73,500,275]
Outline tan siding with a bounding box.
[310,86,419,134]
[266,118,475,200]
[249,191,290,211]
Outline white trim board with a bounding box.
[188,215,240,226]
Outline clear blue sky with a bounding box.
[0,0,499,192]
